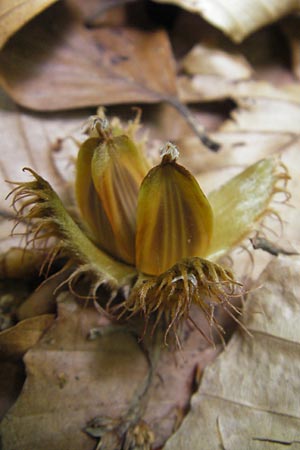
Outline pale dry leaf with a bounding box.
[69,0,128,26]
[181,43,252,79]
[154,0,300,43]
[0,0,58,49]
[0,293,219,450]
[179,76,300,104]
[0,314,54,360]
[175,102,299,201]
[0,89,89,253]
[0,294,149,450]
[221,97,300,133]
[177,23,297,104]
[0,3,178,111]
[178,132,294,178]
[17,270,72,320]
[164,255,300,450]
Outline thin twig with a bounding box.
[166,97,221,152]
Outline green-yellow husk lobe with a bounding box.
[123,257,242,344]
[76,112,150,266]
[10,169,136,289]
[135,156,214,276]
[207,158,290,260]
[91,135,150,265]
[75,137,120,259]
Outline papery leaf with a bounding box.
[0,247,45,279]
[0,89,87,254]
[221,97,300,133]
[135,145,213,275]
[154,0,300,43]
[89,134,150,265]
[179,76,300,105]
[0,3,178,111]
[164,256,300,450]
[177,25,299,105]
[0,314,54,360]
[0,0,58,49]
[0,293,219,450]
[207,158,289,260]
[182,43,252,79]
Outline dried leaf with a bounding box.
[0,248,45,279]
[154,0,300,43]
[0,3,178,111]
[221,97,300,133]
[0,314,54,360]
[164,256,300,450]
[179,76,300,104]
[0,0,58,49]
[178,132,294,180]
[0,293,219,449]
[69,0,128,27]
[17,270,71,320]
[177,25,298,104]
[181,43,252,79]
[0,6,300,449]
[0,89,88,253]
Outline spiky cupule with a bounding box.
[122,257,243,345]
[8,168,136,294]
[257,160,291,226]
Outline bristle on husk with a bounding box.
[207,159,291,260]
[7,168,136,293]
[121,257,244,345]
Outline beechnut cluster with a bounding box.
[9,111,290,344]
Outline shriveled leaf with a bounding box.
[0,88,88,253]
[70,0,128,27]
[178,132,294,181]
[178,25,298,104]
[17,270,72,320]
[154,0,300,43]
[182,43,252,79]
[221,97,300,133]
[179,76,300,104]
[164,256,300,450]
[0,3,178,111]
[0,314,54,360]
[0,295,149,450]
[0,293,219,450]
[0,248,45,279]
[0,0,58,49]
